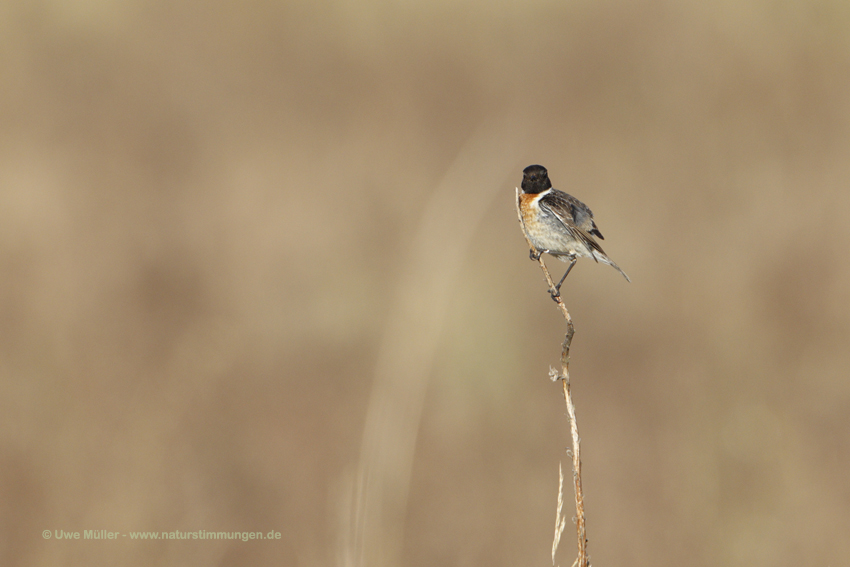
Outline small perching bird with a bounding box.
[517,164,630,298]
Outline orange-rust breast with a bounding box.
[519,192,546,243]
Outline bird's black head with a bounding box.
[521,164,552,194]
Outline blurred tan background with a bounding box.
[2,0,850,565]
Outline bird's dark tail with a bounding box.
[592,251,631,282]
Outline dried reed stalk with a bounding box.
[515,188,589,567]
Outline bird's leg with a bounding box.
[529,248,546,261]
[550,256,577,301]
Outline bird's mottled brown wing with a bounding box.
[538,189,608,257]
[557,189,604,239]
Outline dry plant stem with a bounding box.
[515,189,588,567]
[562,370,587,567]
[543,257,588,567]
[552,463,567,566]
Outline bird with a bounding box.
[518,164,630,298]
